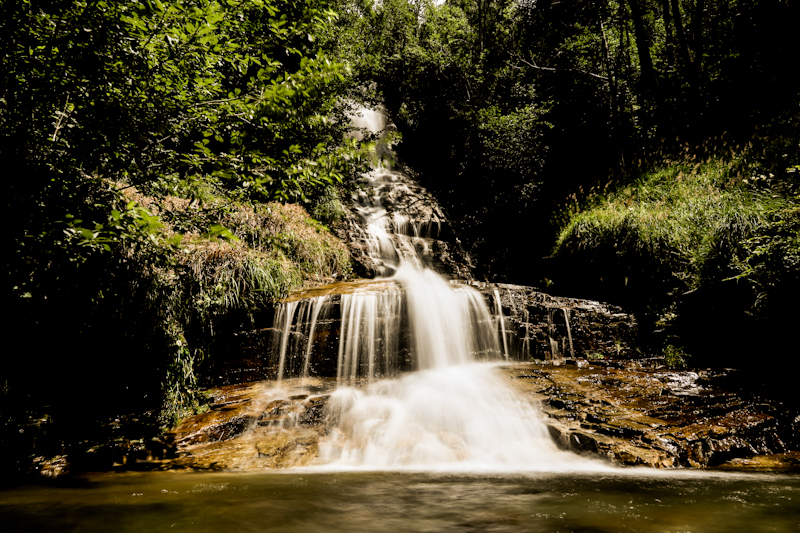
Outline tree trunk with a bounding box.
[690,0,705,87]
[671,0,692,68]
[659,0,675,70]
[628,0,659,94]
[599,18,619,119]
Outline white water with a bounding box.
[337,283,403,383]
[271,107,611,471]
[315,263,604,471]
[319,364,607,471]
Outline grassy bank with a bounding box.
[552,141,799,367]
[128,186,353,421]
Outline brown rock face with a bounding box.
[338,165,475,281]
[504,363,799,471]
[165,379,333,470]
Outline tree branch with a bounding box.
[512,54,608,81]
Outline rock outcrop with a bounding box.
[166,379,333,470]
[463,282,639,361]
[338,154,475,281]
[199,280,640,387]
[157,362,800,472]
[503,363,799,470]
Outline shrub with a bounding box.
[663,345,690,369]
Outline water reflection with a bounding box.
[2,471,797,532]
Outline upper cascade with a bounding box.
[343,108,473,279]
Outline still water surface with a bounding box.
[2,470,798,532]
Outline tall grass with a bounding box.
[551,155,798,365]
[554,158,786,292]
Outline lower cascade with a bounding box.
[273,265,604,471]
[264,108,606,471]
[320,363,585,470]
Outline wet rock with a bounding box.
[29,455,70,478]
[300,395,330,425]
[167,425,319,471]
[461,282,639,362]
[716,452,800,472]
[608,443,677,468]
[173,383,264,447]
[664,408,783,467]
[504,363,797,470]
[339,165,475,280]
[199,327,278,387]
[163,380,331,470]
[253,427,319,468]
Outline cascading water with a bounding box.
[270,108,607,471]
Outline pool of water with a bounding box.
[2,470,797,532]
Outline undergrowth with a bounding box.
[553,146,799,360]
[554,158,787,290]
[106,184,353,426]
[663,344,689,369]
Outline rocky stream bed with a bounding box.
[117,362,799,474]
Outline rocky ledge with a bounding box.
[199,280,640,388]
[163,378,333,471]
[503,362,799,471]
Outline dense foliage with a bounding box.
[2,0,369,475]
[4,0,357,282]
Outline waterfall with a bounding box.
[302,296,333,379]
[521,308,532,360]
[563,307,575,358]
[268,107,602,470]
[274,301,299,384]
[493,289,510,360]
[336,285,404,383]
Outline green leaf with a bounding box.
[202,224,240,242]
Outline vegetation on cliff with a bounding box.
[2,0,370,476]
